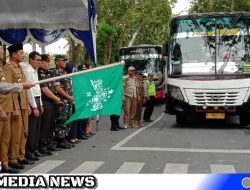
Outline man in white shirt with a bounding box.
[23,51,45,160]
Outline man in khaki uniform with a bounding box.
[122,66,139,128]
[135,72,145,127]
[0,43,33,173]
[4,44,31,170]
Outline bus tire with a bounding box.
[176,114,186,125]
[239,114,250,126]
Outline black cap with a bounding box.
[41,54,50,61]
[7,44,23,55]
[55,54,68,61]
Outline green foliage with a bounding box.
[190,0,250,13]
[95,0,174,65]
[97,20,118,44]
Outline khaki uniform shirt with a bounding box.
[122,75,138,98]
[0,66,14,112]
[137,80,145,99]
[3,61,27,110]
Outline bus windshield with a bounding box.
[119,45,163,77]
[169,14,250,76]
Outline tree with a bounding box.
[95,0,175,65]
[190,0,250,13]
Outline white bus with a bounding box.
[119,44,165,100]
[166,12,250,125]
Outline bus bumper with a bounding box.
[166,95,250,116]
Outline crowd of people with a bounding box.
[0,42,164,174]
[110,66,163,131]
[0,43,96,174]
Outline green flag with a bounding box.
[66,64,123,124]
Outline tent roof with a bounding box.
[0,0,89,31]
[0,0,97,64]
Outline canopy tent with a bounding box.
[0,0,97,64]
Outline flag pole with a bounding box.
[33,62,124,85]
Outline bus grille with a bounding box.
[193,92,239,106]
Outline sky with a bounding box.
[23,0,191,55]
[172,0,191,15]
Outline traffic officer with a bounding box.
[122,66,139,128]
[143,72,163,122]
[38,54,61,154]
[3,44,30,170]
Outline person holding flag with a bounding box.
[34,62,124,131]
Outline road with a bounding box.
[22,104,250,174]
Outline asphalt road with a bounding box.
[21,104,250,174]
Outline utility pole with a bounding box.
[32,41,36,51]
[231,0,234,12]
[41,46,46,54]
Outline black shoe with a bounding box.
[83,133,92,137]
[110,127,119,131]
[39,149,53,156]
[18,159,35,165]
[26,154,39,161]
[9,162,25,170]
[1,167,20,173]
[34,151,47,157]
[164,110,168,113]
[57,143,71,149]
[117,126,126,130]
[48,146,62,151]
[64,141,75,148]
[78,135,89,140]
[89,132,96,135]
[143,119,153,122]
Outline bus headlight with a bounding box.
[169,85,184,101]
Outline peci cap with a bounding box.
[128,66,136,71]
[7,43,23,55]
[41,54,51,61]
[55,54,68,61]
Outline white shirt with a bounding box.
[22,64,42,108]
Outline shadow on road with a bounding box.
[168,115,250,130]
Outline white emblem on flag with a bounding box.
[86,79,114,111]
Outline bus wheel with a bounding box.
[239,114,250,126]
[176,114,186,125]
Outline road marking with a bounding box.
[111,112,250,154]
[70,161,104,174]
[163,163,188,173]
[115,162,145,173]
[110,113,165,150]
[210,164,236,173]
[111,146,250,154]
[25,160,65,174]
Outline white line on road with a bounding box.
[210,164,236,173]
[112,146,250,154]
[115,162,145,174]
[70,161,104,174]
[110,113,165,150]
[111,112,250,154]
[25,160,65,174]
[163,163,188,173]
